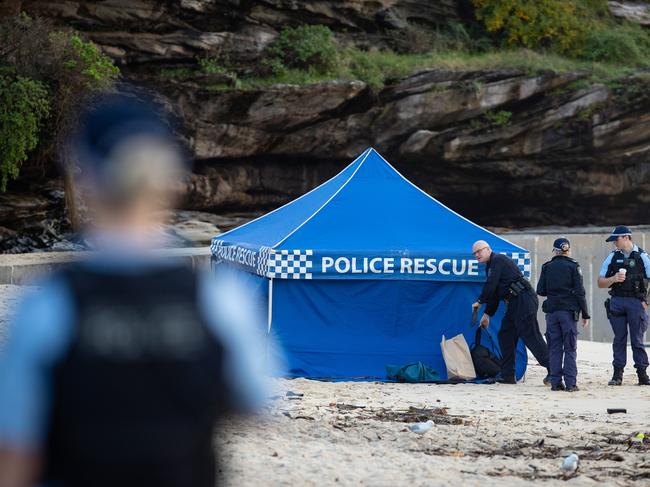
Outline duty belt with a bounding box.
[609,289,645,299]
[506,277,531,300]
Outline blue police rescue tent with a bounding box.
[211,148,530,380]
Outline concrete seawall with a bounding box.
[1,229,648,343]
[0,248,211,285]
[504,229,649,343]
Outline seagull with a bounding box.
[561,453,579,477]
[408,420,434,434]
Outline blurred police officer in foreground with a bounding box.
[598,225,650,386]
[537,238,590,392]
[471,240,550,385]
[0,94,274,487]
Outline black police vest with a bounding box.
[540,257,581,313]
[605,248,649,299]
[44,265,228,487]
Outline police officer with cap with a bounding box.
[471,240,550,384]
[598,225,650,386]
[537,238,590,392]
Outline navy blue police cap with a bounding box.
[553,237,570,252]
[73,93,183,183]
[605,225,632,242]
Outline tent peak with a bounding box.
[363,147,389,162]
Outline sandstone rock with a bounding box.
[168,68,650,228]
[4,0,649,245]
[162,210,221,245]
[608,1,650,26]
[22,0,462,71]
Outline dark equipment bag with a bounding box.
[470,326,502,379]
[386,361,439,382]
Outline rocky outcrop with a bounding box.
[0,180,75,253]
[608,1,650,26]
[166,68,650,226]
[2,0,649,252]
[22,0,466,72]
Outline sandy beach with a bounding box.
[2,285,649,486]
[218,341,650,486]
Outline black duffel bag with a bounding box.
[470,326,502,379]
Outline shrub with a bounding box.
[66,34,119,86]
[484,110,512,126]
[582,23,650,66]
[198,56,227,74]
[0,72,50,191]
[0,14,119,192]
[344,49,420,88]
[346,50,386,88]
[471,0,606,56]
[264,25,338,75]
[1,15,118,92]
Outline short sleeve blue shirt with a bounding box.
[0,261,277,450]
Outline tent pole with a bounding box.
[267,278,273,334]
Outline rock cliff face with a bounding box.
[170,68,650,226]
[21,0,465,71]
[5,0,650,241]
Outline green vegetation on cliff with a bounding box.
[0,73,49,191]
[0,14,119,192]
[194,2,650,92]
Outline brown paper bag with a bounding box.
[440,333,476,380]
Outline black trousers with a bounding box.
[498,289,549,379]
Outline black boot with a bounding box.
[608,367,624,386]
[637,367,650,385]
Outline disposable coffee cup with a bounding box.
[619,268,627,275]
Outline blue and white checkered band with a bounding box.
[501,251,532,278]
[266,249,314,279]
[257,246,273,276]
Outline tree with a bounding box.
[0,13,119,227]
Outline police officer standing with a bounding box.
[0,95,275,487]
[471,240,550,384]
[598,225,650,386]
[537,238,590,392]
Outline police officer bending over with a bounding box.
[471,240,550,384]
[598,225,650,386]
[537,238,590,392]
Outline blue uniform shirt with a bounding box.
[599,244,650,278]
[0,259,276,451]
